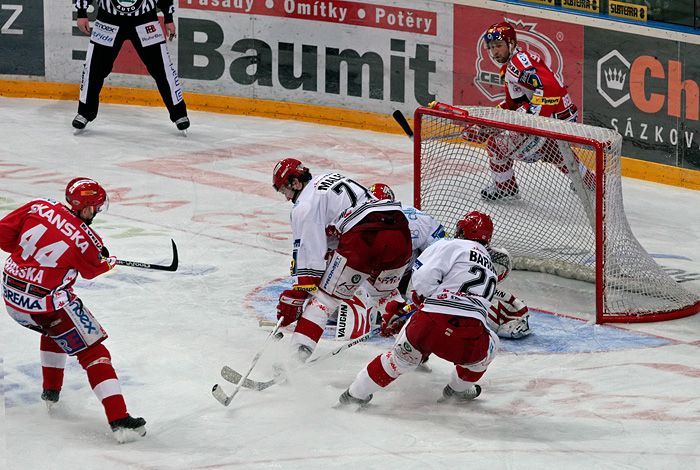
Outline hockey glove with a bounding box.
[277,289,309,327]
[380,301,410,337]
[410,291,425,308]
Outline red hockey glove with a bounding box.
[410,291,425,308]
[380,300,410,337]
[276,289,309,327]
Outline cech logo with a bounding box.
[597,50,631,108]
[474,18,565,102]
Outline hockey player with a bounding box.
[338,212,500,406]
[359,183,530,340]
[273,159,412,362]
[0,178,146,443]
[471,21,594,200]
[73,0,189,132]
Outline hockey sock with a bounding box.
[40,335,66,392]
[77,343,128,423]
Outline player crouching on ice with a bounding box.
[338,212,504,407]
[0,178,146,443]
[336,183,531,342]
[272,159,413,363]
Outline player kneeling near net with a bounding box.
[272,158,413,363]
[338,212,501,406]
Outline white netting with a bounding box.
[416,105,699,322]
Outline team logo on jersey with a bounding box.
[474,18,565,102]
[111,0,143,13]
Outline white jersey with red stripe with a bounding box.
[0,198,112,314]
[501,49,576,119]
[411,238,497,325]
[401,205,446,261]
[290,173,402,286]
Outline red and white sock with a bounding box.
[77,343,128,422]
[40,335,66,392]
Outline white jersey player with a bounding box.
[330,183,445,340]
[338,212,500,406]
[335,183,531,341]
[273,159,413,361]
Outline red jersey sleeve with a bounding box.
[73,224,112,280]
[0,201,33,253]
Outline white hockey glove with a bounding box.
[487,289,531,339]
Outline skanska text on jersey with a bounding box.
[29,203,92,253]
[4,258,44,283]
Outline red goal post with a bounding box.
[413,102,699,323]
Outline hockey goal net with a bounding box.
[414,103,699,323]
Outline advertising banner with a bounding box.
[584,29,699,170]
[0,0,44,75]
[452,5,584,117]
[42,1,453,116]
[173,0,453,115]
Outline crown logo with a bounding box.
[604,68,626,90]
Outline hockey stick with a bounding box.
[392,110,414,140]
[220,307,416,391]
[211,317,285,406]
[114,239,179,272]
[220,325,381,391]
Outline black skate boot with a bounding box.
[438,384,481,404]
[480,184,519,201]
[41,389,60,410]
[296,344,313,363]
[337,389,373,408]
[174,116,190,135]
[109,415,147,443]
[72,114,89,131]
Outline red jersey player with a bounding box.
[0,178,146,443]
[338,212,500,407]
[473,21,594,200]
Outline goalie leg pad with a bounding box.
[335,295,372,340]
[487,289,532,339]
[291,291,339,352]
[371,264,410,293]
[320,252,369,300]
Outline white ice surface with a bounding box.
[1,98,698,469]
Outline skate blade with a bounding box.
[112,426,146,444]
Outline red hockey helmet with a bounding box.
[272,158,311,191]
[455,211,493,245]
[65,177,108,212]
[368,183,395,202]
[483,21,517,47]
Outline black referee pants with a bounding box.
[77,10,187,123]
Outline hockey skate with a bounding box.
[296,344,313,363]
[109,415,147,443]
[337,389,373,408]
[481,184,519,201]
[71,114,89,133]
[41,389,60,410]
[174,116,190,136]
[437,384,481,404]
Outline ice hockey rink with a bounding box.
[1,97,698,469]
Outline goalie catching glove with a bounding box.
[487,289,531,339]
